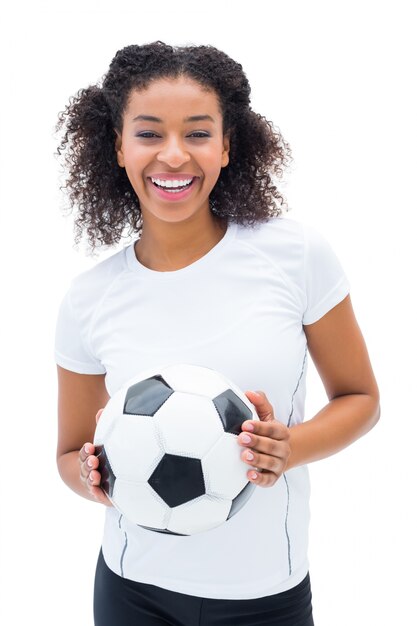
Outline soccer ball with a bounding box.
[94,363,259,535]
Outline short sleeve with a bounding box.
[302,223,350,325]
[54,287,106,375]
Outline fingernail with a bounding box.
[250,471,258,480]
[244,422,254,432]
[246,451,254,461]
[84,445,90,454]
[241,434,251,444]
[87,459,93,468]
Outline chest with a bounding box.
[91,262,308,419]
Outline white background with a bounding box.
[1,1,416,624]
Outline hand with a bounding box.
[238,391,291,487]
[79,409,113,506]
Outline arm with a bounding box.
[285,294,380,470]
[240,294,380,484]
[56,365,111,504]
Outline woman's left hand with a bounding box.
[239,390,291,487]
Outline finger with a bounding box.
[241,418,289,441]
[238,430,274,456]
[80,453,97,479]
[247,468,280,488]
[241,447,288,474]
[244,390,274,421]
[238,430,290,460]
[80,443,95,463]
[80,456,99,483]
[85,466,113,507]
[88,469,102,487]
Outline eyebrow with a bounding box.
[132,114,215,123]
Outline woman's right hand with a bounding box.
[79,409,113,506]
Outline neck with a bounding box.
[135,212,228,272]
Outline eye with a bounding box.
[136,132,159,139]
[188,132,210,138]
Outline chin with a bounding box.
[142,204,209,225]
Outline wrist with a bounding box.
[285,394,380,471]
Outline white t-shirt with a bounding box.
[54,216,350,600]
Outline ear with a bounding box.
[221,132,230,168]
[114,129,125,168]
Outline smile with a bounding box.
[151,177,193,189]
[147,176,198,200]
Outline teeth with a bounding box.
[151,177,193,188]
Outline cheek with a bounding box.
[201,146,225,177]
[124,143,145,163]
[123,147,150,180]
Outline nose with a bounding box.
[156,136,191,168]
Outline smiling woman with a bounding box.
[54,41,379,626]
[55,41,291,253]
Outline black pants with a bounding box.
[94,550,314,626]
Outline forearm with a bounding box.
[286,393,380,470]
[57,450,97,502]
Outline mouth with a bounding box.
[147,176,199,201]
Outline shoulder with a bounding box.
[235,215,309,252]
[232,215,347,302]
[65,245,130,314]
[233,215,306,271]
[234,214,337,262]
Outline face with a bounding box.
[115,76,230,225]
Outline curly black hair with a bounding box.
[55,41,293,252]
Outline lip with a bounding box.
[147,176,199,201]
[148,173,199,181]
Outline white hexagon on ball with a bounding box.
[202,432,249,499]
[113,480,169,528]
[167,494,232,535]
[161,363,230,398]
[154,392,224,458]
[105,414,164,481]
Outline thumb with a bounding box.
[244,390,275,421]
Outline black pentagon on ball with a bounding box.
[96,444,116,498]
[148,454,205,508]
[124,375,174,416]
[213,389,253,435]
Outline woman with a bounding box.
[55,41,380,625]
